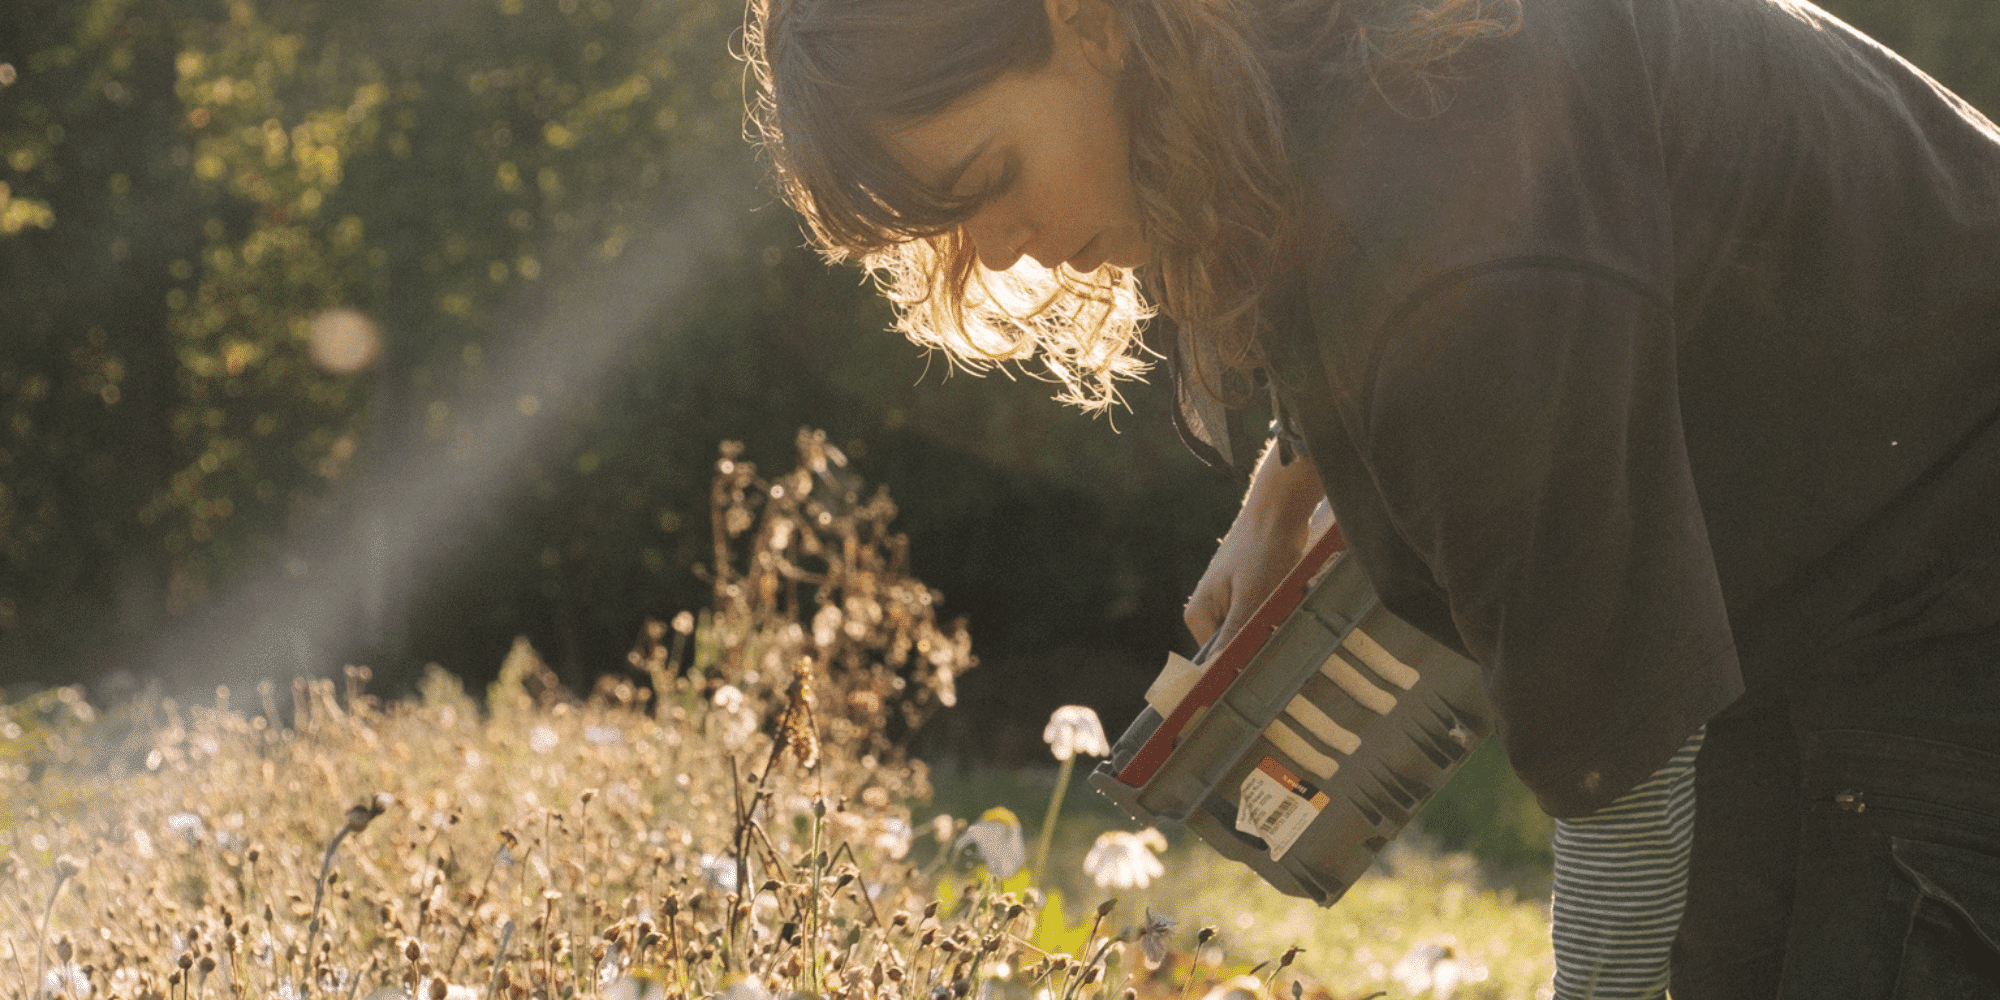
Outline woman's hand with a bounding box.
[1184,445,1328,651]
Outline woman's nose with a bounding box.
[966,210,1029,272]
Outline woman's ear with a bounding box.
[1044,0,1128,74]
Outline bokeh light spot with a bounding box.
[307,307,383,374]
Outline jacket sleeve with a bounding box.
[1356,260,1743,816]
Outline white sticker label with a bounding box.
[1236,757,1326,861]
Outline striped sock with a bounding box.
[1549,726,1704,1000]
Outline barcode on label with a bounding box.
[1236,756,1327,861]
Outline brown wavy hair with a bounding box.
[744,0,1519,410]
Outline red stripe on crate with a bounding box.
[1115,525,1349,788]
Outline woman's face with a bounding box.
[882,0,1148,273]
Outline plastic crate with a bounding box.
[1090,526,1492,905]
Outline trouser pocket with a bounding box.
[1888,836,2000,999]
[1780,729,2000,999]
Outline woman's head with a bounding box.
[745,0,1517,409]
[748,0,1159,408]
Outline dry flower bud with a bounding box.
[1279,946,1302,969]
[199,956,216,974]
[885,967,904,983]
[1197,927,1216,946]
[430,977,448,1000]
[57,938,73,961]
[405,940,422,962]
[178,954,194,970]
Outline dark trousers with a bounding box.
[1670,640,2000,999]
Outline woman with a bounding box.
[744,0,2000,996]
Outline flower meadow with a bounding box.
[0,435,1557,1000]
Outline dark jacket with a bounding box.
[1195,0,2000,816]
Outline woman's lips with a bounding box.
[1065,233,1104,272]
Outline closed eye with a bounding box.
[964,159,1017,203]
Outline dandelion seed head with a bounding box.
[1136,910,1176,970]
[166,813,206,843]
[875,815,912,860]
[697,854,738,893]
[712,686,744,713]
[1195,975,1264,1000]
[1082,828,1166,889]
[954,808,1025,881]
[1041,706,1108,762]
[44,962,91,998]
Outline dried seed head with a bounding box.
[199,956,216,974]
[430,976,448,1000]
[405,940,422,962]
[178,954,194,970]
[1279,946,1302,969]
[346,795,388,835]
[661,895,680,918]
[1197,927,1216,946]
[57,938,73,961]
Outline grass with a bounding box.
[0,432,1559,1000]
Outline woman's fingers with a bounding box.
[1184,573,1229,647]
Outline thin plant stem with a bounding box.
[301,828,353,997]
[1030,755,1077,884]
[806,802,824,994]
[33,862,77,1000]
[483,922,515,1000]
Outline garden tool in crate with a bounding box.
[1091,508,1492,905]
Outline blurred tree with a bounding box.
[8,0,1993,764]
